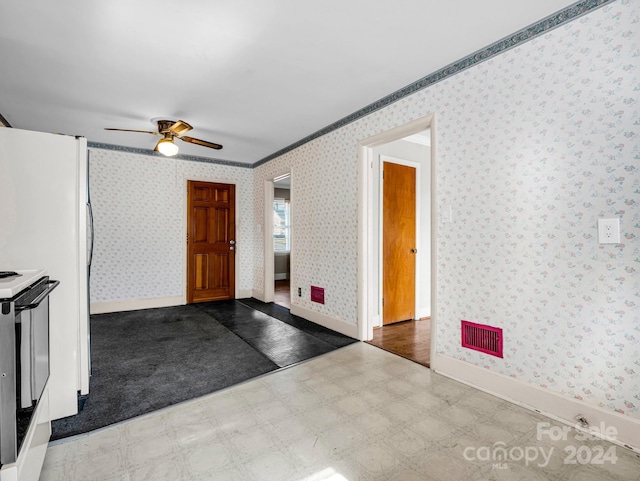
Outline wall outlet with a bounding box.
[598,218,620,244]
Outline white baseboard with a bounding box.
[90,296,184,314]
[432,353,640,453]
[274,273,288,281]
[236,289,252,299]
[290,304,358,339]
[418,307,431,319]
[92,290,255,314]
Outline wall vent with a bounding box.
[310,286,325,304]
[461,320,503,358]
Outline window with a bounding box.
[273,198,290,252]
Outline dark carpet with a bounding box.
[51,300,356,440]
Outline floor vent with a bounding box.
[461,320,503,358]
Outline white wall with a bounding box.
[89,148,254,311]
[253,0,640,424]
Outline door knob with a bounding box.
[411,248,418,254]
[230,246,234,251]
[230,240,235,245]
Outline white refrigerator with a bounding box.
[0,127,91,421]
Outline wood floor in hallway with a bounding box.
[274,279,290,309]
[366,318,431,367]
[273,278,430,367]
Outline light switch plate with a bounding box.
[598,218,620,244]
[441,204,452,223]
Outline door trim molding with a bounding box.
[357,114,436,361]
[379,155,421,325]
[181,175,240,304]
[263,179,275,303]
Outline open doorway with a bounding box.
[273,174,291,308]
[357,115,435,367]
[263,172,292,307]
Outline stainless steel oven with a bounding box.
[0,275,58,466]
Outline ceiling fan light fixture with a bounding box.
[105,118,222,153]
[156,137,179,156]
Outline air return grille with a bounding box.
[461,320,503,358]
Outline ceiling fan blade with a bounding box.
[178,136,223,150]
[104,128,160,136]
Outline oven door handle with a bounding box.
[15,280,60,312]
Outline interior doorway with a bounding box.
[263,172,292,308]
[273,174,291,308]
[357,115,435,367]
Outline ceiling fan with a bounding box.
[105,118,223,156]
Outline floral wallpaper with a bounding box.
[253,0,639,418]
[254,139,360,322]
[432,0,639,418]
[89,149,254,302]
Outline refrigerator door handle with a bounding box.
[87,202,94,267]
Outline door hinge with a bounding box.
[382,298,384,307]
[186,233,189,243]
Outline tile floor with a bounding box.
[40,343,640,481]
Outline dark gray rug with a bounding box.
[195,300,354,367]
[238,298,357,349]
[51,300,356,440]
[51,304,278,440]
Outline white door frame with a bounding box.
[263,179,275,303]
[357,114,437,366]
[263,171,291,304]
[379,155,421,326]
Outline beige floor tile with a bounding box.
[353,443,401,475]
[184,441,233,474]
[242,449,298,481]
[39,343,640,481]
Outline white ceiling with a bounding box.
[0,0,579,165]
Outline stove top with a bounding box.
[0,269,47,299]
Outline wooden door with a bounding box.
[383,161,416,324]
[187,181,235,303]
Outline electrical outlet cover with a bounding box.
[598,218,620,244]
